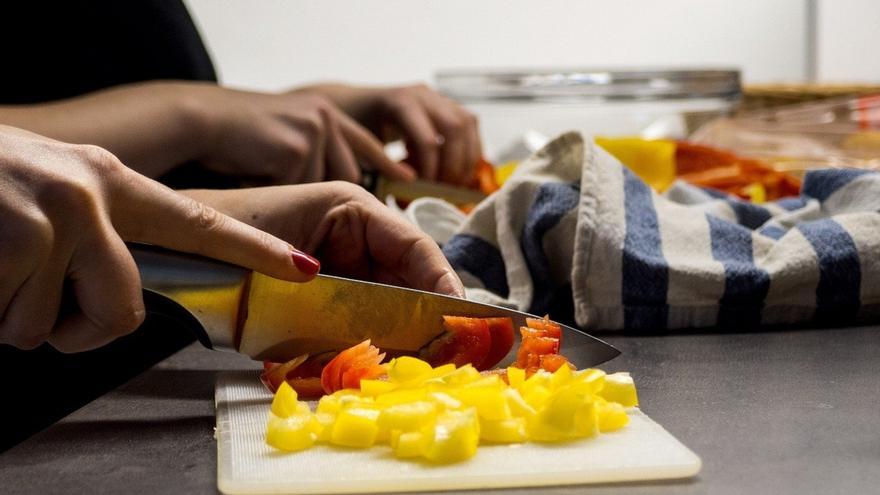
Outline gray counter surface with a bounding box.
[2,326,878,494]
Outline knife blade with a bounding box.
[132,243,620,368]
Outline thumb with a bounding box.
[109,170,320,282]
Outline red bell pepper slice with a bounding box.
[419,316,492,369]
[320,340,386,394]
[479,317,515,370]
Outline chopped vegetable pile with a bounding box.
[264,316,639,463]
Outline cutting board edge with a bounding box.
[219,459,701,495]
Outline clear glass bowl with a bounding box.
[436,68,741,162]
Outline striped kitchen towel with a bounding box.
[442,132,880,331]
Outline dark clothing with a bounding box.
[0,0,216,104]
[0,0,217,452]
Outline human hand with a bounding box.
[190,86,417,185]
[184,182,464,297]
[299,83,482,185]
[0,126,318,352]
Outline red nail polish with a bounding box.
[291,250,321,275]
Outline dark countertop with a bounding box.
[2,326,878,495]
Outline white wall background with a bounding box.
[185,0,814,91]
[816,0,880,82]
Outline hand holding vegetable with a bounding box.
[300,83,482,185]
[184,181,464,298]
[0,126,317,352]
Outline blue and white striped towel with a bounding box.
[442,132,880,331]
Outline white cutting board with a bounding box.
[216,372,701,494]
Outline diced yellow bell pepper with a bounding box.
[360,379,398,396]
[503,388,536,420]
[265,356,639,461]
[427,391,463,411]
[375,388,427,406]
[378,401,437,434]
[440,364,481,386]
[598,372,639,407]
[454,386,511,421]
[270,381,300,418]
[316,395,341,415]
[522,384,552,410]
[480,417,527,443]
[387,356,434,383]
[424,409,480,463]
[393,430,430,458]
[596,400,630,432]
[506,366,526,388]
[463,375,504,389]
[330,406,381,448]
[314,412,335,442]
[530,391,597,442]
[549,363,574,390]
[571,369,606,395]
[266,413,316,452]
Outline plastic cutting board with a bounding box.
[216,371,701,494]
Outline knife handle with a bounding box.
[128,243,250,353]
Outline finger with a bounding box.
[422,97,469,184]
[48,224,145,353]
[323,111,361,183]
[362,207,464,296]
[110,170,320,282]
[0,211,50,335]
[300,117,327,184]
[462,112,482,184]
[0,249,66,350]
[335,110,416,182]
[381,98,440,180]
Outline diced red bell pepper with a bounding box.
[479,317,515,369]
[525,317,562,339]
[321,340,386,394]
[538,354,573,372]
[419,316,492,370]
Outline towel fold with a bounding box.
[443,132,880,331]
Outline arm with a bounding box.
[0,81,416,183]
[0,82,208,178]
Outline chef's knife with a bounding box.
[131,243,619,368]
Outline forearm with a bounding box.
[0,81,212,178]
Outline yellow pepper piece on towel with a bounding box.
[595,137,677,192]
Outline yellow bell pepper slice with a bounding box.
[360,379,398,396]
[270,381,299,418]
[480,417,527,443]
[330,406,381,448]
[266,413,317,452]
[424,409,480,463]
[598,372,639,407]
[596,400,630,432]
[595,136,677,192]
[387,356,434,383]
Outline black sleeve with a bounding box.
[0,0,217,104]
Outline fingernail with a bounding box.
[291,249,321,275]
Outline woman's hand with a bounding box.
[184,182,464,297]
[299,84,482,185]
[191,86,419,184]
[0,126,318,352]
